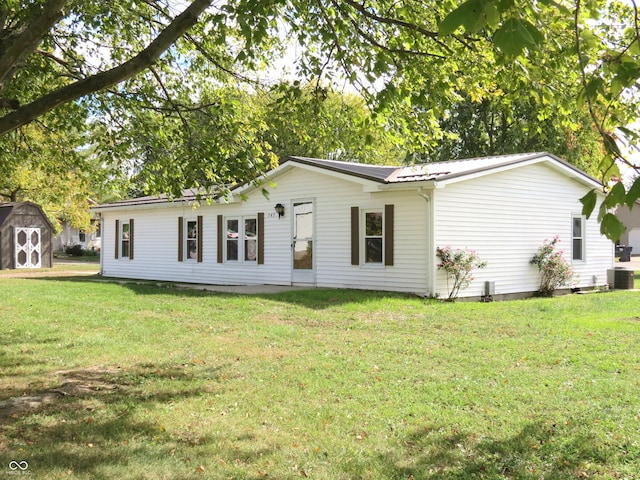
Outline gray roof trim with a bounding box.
[92,189,203,210]
[433,152,602,185]
[282,156,398,183]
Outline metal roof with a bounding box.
[94,152,602,209]
[283,156,399,183]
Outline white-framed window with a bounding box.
[115,219,133,260]
[121,221,130,258]
[178,216,202,263]
[185,218,198,261]
[351,205,394,267]
[244,218,257,261]
[225,216,257,263]
[226,218,239,261]
[92,219,101,239]
[572,214,585,261]
[363,209,384,264]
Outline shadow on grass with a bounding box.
[17,274,411,309]
[363,421,634,479]
[0,330,62,383]
[0,362,235,478]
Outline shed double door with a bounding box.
[14,227,41,268]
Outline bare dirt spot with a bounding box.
[0,367,120,421]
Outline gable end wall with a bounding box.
[433,162,613,298]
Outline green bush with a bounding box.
[65,244,84,256]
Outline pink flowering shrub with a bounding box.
[436,246,487,300]
[530,236,575,297]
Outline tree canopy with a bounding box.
[0,0,638,239]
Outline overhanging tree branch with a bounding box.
[0,0,67,86]
[0,0,214,136]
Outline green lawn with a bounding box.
[1,277,639,479]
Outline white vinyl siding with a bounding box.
[432,162,613,298]
[98,168,430,294]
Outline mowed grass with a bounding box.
[1,277,639,479]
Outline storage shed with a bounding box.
[0,202,53,269]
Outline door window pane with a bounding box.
[294,240,313,269]
[294,202,313,239]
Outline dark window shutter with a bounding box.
[257,212,264,265]
[217,215,223,263]
[114,220,119,259]
[178,216,184,262]
[197,215,203,263]
[129,218,134,260]
[351,206,359,265]
[384,205,394,266]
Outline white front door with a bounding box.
[15,227,42,269]
[292,200,315,284]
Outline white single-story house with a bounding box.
[53,218,102,252]
[92,152,614,299]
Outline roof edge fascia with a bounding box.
[92,197,198,213]
[434,152,603,190]
[281,157,386,187]
[233,158,385,197]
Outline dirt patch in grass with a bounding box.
[0,367,120,421]
[0,269,99,279]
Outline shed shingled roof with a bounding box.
[0,202,54,230]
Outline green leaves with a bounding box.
[439,0,544,57]
[438,0,499,35]
[626,176,640,208]
[582,182,635,242]
[580,189,598,218]
[600,213,626,241]
[492,18,544,57]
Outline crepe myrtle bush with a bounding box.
[436,246,488,300]
[530,236,575,297]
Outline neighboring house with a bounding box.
[52,218,102,252]
[0,202,53,269]
[92,152,614,299]
[616,203,640,255]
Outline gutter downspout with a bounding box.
[96,213,104,276]
[417,187,436,297]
